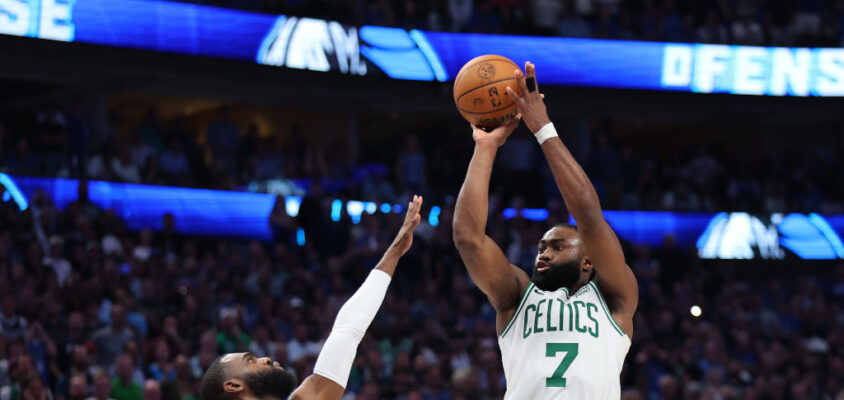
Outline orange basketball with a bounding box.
[453,55,522,129]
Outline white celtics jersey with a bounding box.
[498,281,630,399]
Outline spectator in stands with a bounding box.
[21,376,52,400]
[34,103,69,175]
[109,355,142,400]
[4,138,41,176]
[136,109,163,153]
[558,3,591,37]
[67,375,88,400]
[395,136,426,195]
[252,137,284,181]
[44,236,72,288]
[0,295,28,341]
[448,0,474,31]
[531,0,563,35]
[140,381,159,400]
[205,107,240,176]
[90,307,134,367]
[140,156,164,186]
[110,144,141,184]
[145,340,174,383]
[214,308,249,355]
[87,372,113,400]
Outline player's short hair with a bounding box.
[553,223,578,232]
[199,357,228,400]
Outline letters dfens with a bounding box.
[661,44,844,96]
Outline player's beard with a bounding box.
[243,368,298,399]
[531,259,582,292]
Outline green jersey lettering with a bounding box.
[523,304,536,338]
[534,299,546,334]
[546,298,557,332]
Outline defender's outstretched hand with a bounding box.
[471,114,521,148]
[505,62,551,133]
[389,195,423,255]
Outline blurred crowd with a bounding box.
[0,177,844,400]
[180,0,844,47]
[2,103,842,214]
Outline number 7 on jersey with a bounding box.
[545,343,579,387]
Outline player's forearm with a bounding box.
[453,144,497,242]
[373,247,402,277]
[540,135,603,222]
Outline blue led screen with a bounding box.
[2,0,843,96]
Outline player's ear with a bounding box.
[581,256,593,272]
[223,379,246,395]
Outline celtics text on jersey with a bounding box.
[498,281,631,399]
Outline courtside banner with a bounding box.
[1,0,843,95]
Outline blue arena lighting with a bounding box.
[380,203,392,213]
[8,175,844,259]
[331,199,342,222]
[778,213,837,259]
[296,228,305,246]
[0,173,28,211]
[346,201,364,224]
[521,208,549,221]
[428,206,441,227]
[1,0,842,96]
[285,196,302,217]
[409,29,447,82]
[809,213,844,259]
[365,202,377,215]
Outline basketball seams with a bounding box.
[458,101,517,115]
[455,77,519,103]
[453,57,519,86]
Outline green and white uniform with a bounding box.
[498,281,630,399]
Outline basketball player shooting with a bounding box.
[452,63,638,398]
[199,196,423,400]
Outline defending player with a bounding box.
[199,196,424,400]
[452,63,638,398]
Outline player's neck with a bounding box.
[567,281,588,294]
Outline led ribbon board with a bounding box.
[2,0,842,95]
[8,175,844,259]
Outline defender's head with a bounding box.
[532,224,594,291]
[199,353,297,400]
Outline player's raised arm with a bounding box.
[452,119,531,324]
[505,64,638,338]
[289,196,423,400]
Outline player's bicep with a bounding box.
[288,374,344,400]
[455,234,528,311]
[579,219,638,314]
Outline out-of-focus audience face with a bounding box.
[67,376,88,400]
[93,373,112,400]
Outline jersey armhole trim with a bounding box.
[499,282,535,339]
[589,281,626,337]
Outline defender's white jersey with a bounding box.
[498,281,630,399]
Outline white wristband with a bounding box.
[534,122,558,145]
